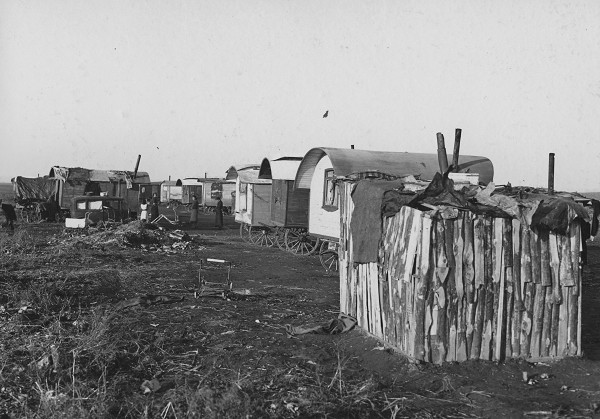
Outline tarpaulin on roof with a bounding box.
[11,176,55,203]
[349,171,599,263]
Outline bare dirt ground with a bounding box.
[2,211,600,418]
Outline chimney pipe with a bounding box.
[548,153,555,195]
[133,154,141,178]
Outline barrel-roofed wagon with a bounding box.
[252,156,321,254]
[294,147,494,271]
[227,164,272,242]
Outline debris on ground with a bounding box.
[49,221,204,252]
[285,313,357,337]
[113,294,185,311]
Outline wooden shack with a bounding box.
[48,166,151,216]
[227,164,271,231]
[294,147,494,242]
[339,176,590,363]
[258,157,308,228]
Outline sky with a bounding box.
[1,0,599,191]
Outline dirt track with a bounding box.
[2,213,600,418]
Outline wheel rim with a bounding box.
[320,251,339,272]
[285,228,319,255]
[319,240,339,272]
[249,226,275,247]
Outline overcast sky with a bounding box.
[1,0,599,191]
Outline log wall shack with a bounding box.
[339,176,596,363]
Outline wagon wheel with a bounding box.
[239,223,251,242]
[30,204,42,223]
[319,241,339,272]
[284,228,320,256]
[274,227,287,250]
[249,226,276,247]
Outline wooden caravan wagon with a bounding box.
[256,157,318,254]
[48,166,151,218]
[160,180,182,203]
[227,164,272,242]
[294,147,494,271]
[338,174,595,363]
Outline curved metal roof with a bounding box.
[258,157,303,180]
[225,164,271,184]
[294,147,494,189]
[225,164,261,180]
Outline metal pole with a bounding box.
[548,153,555,195]
[436,133,449,173]
[452,129,462,171]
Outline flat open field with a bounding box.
[2,212,600,418]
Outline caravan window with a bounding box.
[323,169,338,208]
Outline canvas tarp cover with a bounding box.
[350,172,599,263]
[12,176,55,203]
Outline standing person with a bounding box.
[215,196,224,229]
[189,195,199,228]
[0,199,17,230]
[139,199,148,222]
[149,193,160,222]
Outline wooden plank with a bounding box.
[520,226,533,358]
[541,285,553,357]
[539,229,552,287]
[530,228,541,284]
[407,210,423,358]
[444,218,457,362]
[521,282,534,358]
[493,218,505,361]
[455,213,468,362]
[503,218,514,359]
[481,216,494,361]
[530,283,545,359]
[463,214,475,358]
[559,232,575,287]
[434,219,448,364]
[371,263,383,339]
[558,283,568,357]
[414,213,431,361]
[471,216,485,360]
[511,219,522,357]
[549,232,562,305]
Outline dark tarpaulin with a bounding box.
[12,176,55,203]
[350,179,409,263]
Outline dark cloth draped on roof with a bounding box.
[12,176,54,203]
[350,179,407,263]
[531,196,590,235]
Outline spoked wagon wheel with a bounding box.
[284,228,320,256]
[248,226,276,247]
[239,223,251,242]
[319,241,339,272]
